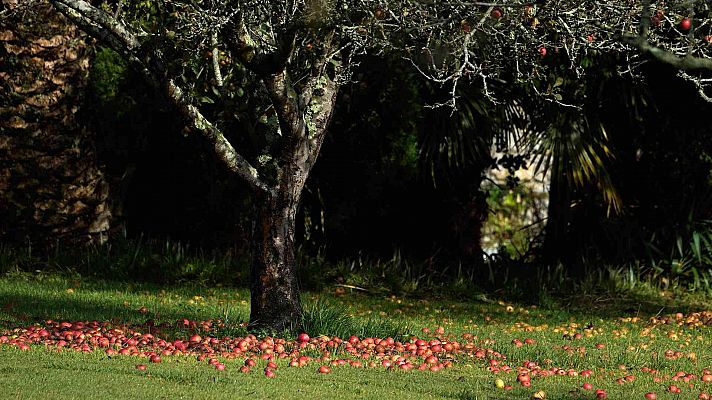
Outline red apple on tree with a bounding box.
[374,8,385,20]
[679,18,692,31]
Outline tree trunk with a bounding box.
[247,66,338,332]
[249,186,303,332]
[0,1,111,247]
[542,151,572,264]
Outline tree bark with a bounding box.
[249,188,302,332]
[0,1,111,246]
[542,149,572,264]
[248,65,339,332]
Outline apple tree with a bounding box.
[7,0,712,331]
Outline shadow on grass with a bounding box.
[0,275,250,337]
[0,271,709,337]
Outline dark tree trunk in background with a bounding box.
[0,1,111,246]
[542,151,573,265]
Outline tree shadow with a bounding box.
[0,277,250,336]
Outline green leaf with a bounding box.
[692,231,702,263]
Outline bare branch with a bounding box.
[677,71,712,102]
[166,81,272,193]
[51,1,133,57]
[263,70,304,140]
[622,34,712,71]
[211,31,223,88]
[50,0,270,194]
[51,0,139,51]
[304,67,340,169]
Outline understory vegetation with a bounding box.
[1,233,711,308]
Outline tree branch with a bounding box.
[299,31,336,108]
[51,1,132,57]
[621,34,712,71]
[50,0,270,194]
[263,70,304,140]
[211,31,223,88]
[304,69,339,170]
[166,81,272,193]
[51,0,139,52]
[227,19,298,76]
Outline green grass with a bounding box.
[0,348,485,399]
[1,271,711,399]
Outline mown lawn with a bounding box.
[1,272,711,399]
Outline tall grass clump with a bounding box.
[301,299,410,341]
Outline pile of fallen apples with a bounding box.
[0,318,506,376]
[1,315,711,399]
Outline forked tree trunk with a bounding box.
[46,0,339,334]
[247,69,338,332]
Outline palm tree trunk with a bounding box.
[0,1,111,246]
